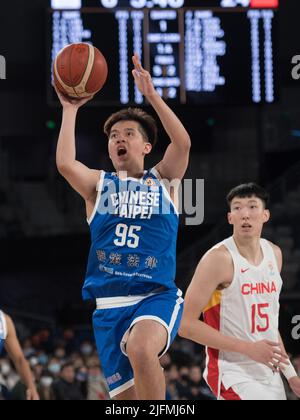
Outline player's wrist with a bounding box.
[63,105,78,114]
[236,340,251,357]
[282,362,298,381]
[146,90,162,103]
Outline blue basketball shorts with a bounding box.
[92,288,184,398]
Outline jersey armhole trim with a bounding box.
[219,240,239,295]
[0,311,8,340]
[150,167,179,217]
[87,171,105,225]
[264,239,282,275]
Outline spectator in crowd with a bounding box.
[87,364,109,400]
[0,383,10,400]
[52,362,85,400]
[38,370,55,401]
[48,357,62,378]
[76,366,88,399]
[188,365,215,400]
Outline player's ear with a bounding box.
[143,142,152,156]
[227,212,233,225]
[263,209,270,223]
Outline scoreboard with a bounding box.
[48,0,279,105]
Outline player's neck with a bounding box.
[116,163,145,180]
[233,235,263,266]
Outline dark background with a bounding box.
[0,0,299,354]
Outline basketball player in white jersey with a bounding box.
[0,311,39,400]
[179,183,300,400]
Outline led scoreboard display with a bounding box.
[48,0,279,105]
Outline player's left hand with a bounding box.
[26,387,40,400]
[132,53,157,98]
[289,376,300,398]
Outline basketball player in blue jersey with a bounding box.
[0,310,39,400]
[54,54,190,400]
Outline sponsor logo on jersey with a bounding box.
[268,261,275,276]
[145,177,155,187]
[99,265,114,275]
[106,372,122,385]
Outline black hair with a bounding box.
[104,108,158,147]
[60,362,74,372]
[226,183,270,209]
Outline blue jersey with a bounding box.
[0,311,7,355]
[83,168,179,300]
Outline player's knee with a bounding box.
[127,338,157,366]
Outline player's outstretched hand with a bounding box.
[245,340,290,372]
[132,53,157,99]
[289,376,300,398]
[53,83,94,110]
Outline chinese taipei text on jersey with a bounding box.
[83,168,184,398]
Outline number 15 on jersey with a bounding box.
[251,303,270,334]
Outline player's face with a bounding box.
[228,196,270,238]
[108,120,152,170]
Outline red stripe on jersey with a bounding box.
[220,383,242,400]
[204,302,221,396]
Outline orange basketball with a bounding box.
[53,43,108,98]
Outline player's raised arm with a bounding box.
[132,54,191,181]
[54,85,100,202]
[179,249,288,371]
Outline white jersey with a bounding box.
[203,237,283,396]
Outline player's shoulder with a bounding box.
[3,313,11,326]
[201,245,233,269]
[151,165,180,186]
[195,245,234,287]
[266,240,282,257]
[85,170,103,205]
[89,169,103,189]
[3,314,17,338]
[91,169,102,178]
[265,240,283,269]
